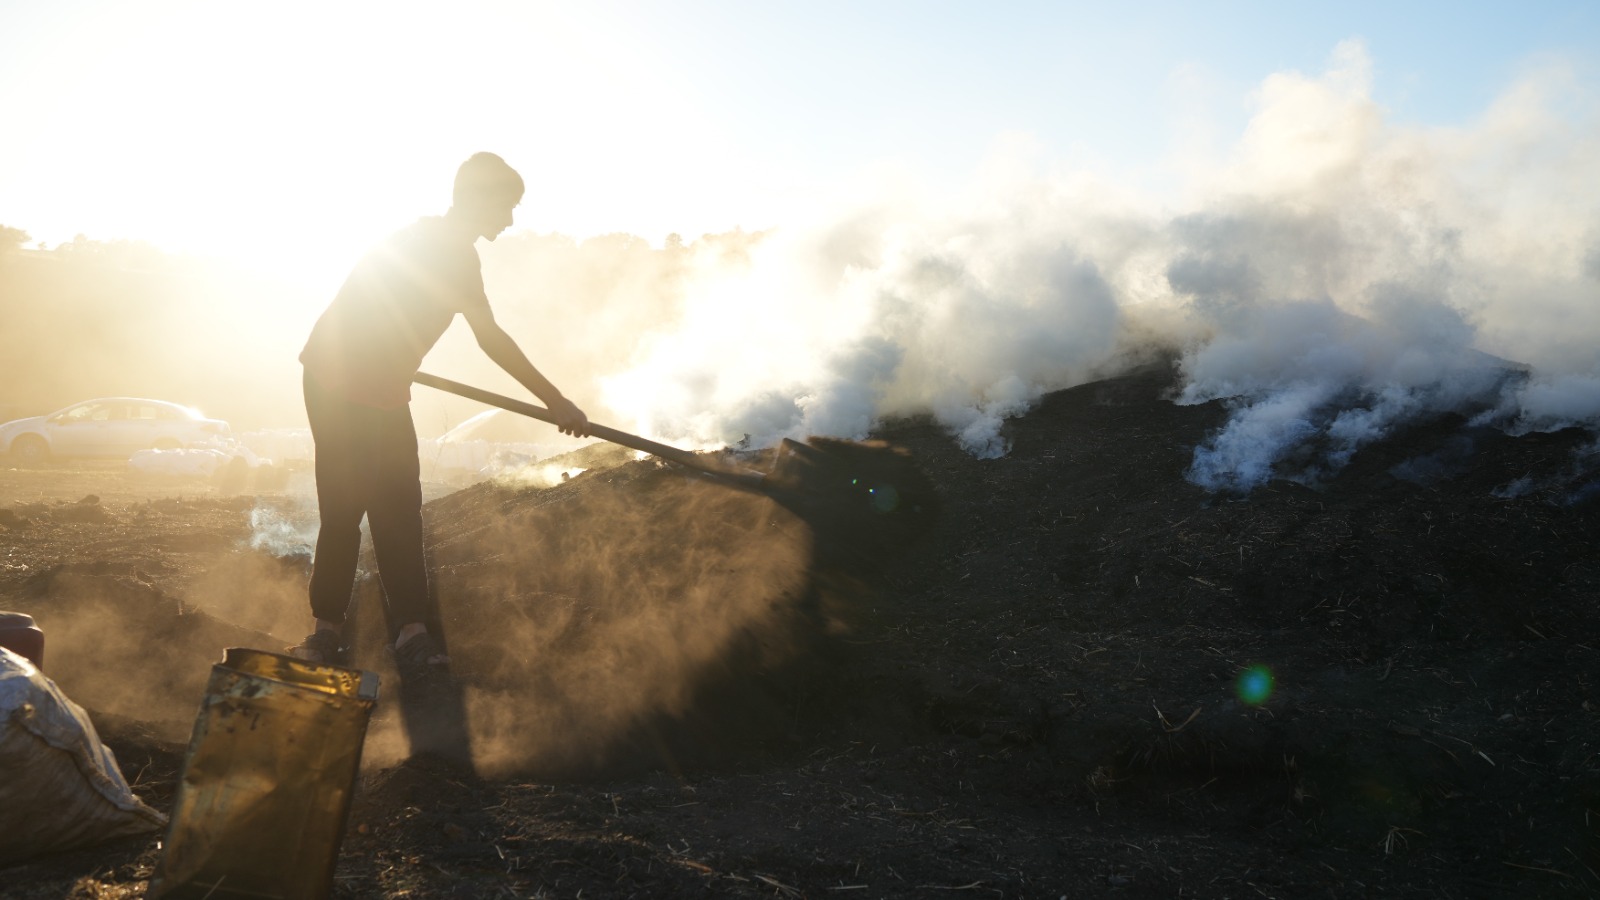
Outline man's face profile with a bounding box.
[467,194,519,241]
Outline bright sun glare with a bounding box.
[5,1,761,304]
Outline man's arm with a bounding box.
[462,306,590,437]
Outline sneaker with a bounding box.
[393,630,451,682]
[288,629,347,665]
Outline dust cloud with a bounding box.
[6,494,327,740]
[187,536,315,642]
[20,565,281,738]
[378,462,820,776]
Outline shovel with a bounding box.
[415,371,778,495]
[412,372,937,544]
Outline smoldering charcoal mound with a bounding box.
[6,363,1600,898]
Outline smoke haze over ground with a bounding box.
[3,43,1596,492]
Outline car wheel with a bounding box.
[10,434,48,464]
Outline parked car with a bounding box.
[0,398,232,462]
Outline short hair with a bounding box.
[453,152,524,208]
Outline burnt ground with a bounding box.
[4,361,1600,898]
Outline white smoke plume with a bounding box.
[571,40,1598,489]
[597,174,1128,459]
[1166,44,1599,489]
[247,501,318,559]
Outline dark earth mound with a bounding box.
[5,362,1600,898]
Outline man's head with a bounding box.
[451,152,524,241]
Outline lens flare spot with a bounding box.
[869,483,900,513]
[1237,665,1274,705]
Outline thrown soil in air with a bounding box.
[4,362,1600,898]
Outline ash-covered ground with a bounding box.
[5,362,1600,898]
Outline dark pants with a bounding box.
[303,368,430,630]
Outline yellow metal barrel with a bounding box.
[149,648,379,900]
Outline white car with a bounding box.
[0,398,232,462]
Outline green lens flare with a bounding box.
[1237,665,1274,705]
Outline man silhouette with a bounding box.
[292,152,588,680]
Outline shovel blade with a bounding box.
[761,437,939,570]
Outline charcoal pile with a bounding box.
[7,362,1600,898]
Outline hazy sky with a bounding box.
[3,0,1599,481]
[2,0,1595,291]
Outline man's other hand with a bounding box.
[550,397,590,438]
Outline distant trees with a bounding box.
[0,224,772,428]
[48,233,174,271]
[0,233,219,416]
[0,225,30,253]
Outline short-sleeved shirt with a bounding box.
[300,217,492,409]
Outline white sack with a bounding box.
[0,647,167,865]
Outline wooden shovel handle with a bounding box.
[412,371,765,490]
